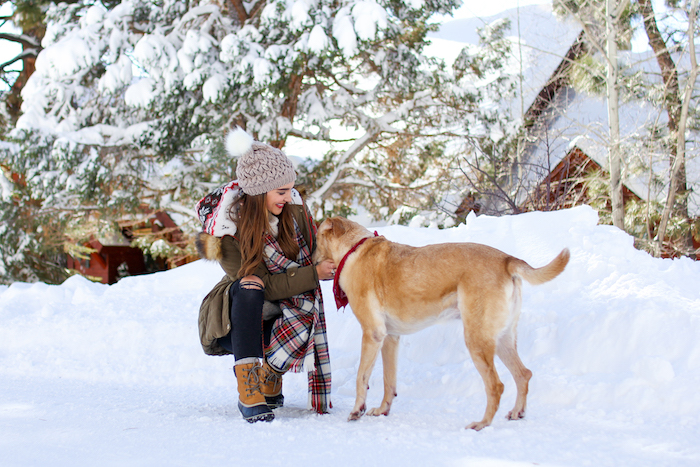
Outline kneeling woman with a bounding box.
[195,128,335,422]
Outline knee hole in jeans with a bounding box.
[240,280,264,291]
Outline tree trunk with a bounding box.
[228,0,266,25]
[606,0,625,230]
[270,73,304,149]
[651,0,699,257]
[3,21,45,123]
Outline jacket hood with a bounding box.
[195,181,305,239]
[195,181,243,238]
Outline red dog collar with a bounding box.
[332,232,379,310]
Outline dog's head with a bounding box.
[313,216,371,264]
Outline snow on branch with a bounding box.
[0,32,41,49]
[168,4,222,40]
[308,129,380,207]
[306,89,444,213]
[0,49,39,70]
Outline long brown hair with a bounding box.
[233,193,300,278]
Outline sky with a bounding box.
[1,205,699,466]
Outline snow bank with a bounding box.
[1,205,699,466]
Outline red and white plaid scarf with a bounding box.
[263,218,332,414]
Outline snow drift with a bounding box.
[1,205,699,466]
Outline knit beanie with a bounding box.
[226,127,297,196]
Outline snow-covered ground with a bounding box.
[1,205,699,466]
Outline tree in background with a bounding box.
[2,0,696,284]
[636,0,699,257]
[1,0,55,282]
[554,0,699,257]
[446,17,525,218]
[554,0,633,231]
[1,0,46,122]
[0,0,468,283]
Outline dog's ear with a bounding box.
[318,218,333,235]
[328,217,347,237]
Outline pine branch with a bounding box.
[0,48,39,70]
[553,0,608,64]
[287,128,354,143]
[0,32,41,49]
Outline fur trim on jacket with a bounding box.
[193,181,304,263]
[195,231,223,262]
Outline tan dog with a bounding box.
[314,217,570,430]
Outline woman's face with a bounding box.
[265,182,294,216]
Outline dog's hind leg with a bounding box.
[497,277,532,421]
[367,334,400,417]
[497,331,532,421]
[349,325,386,421]
[464,333,504,431]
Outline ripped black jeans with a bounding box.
[216,279,278,360]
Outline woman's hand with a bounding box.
[315,259,337,281]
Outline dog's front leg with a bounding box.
[367,334,400,417]
[348,327,385,421]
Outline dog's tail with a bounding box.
[506,248,570,285]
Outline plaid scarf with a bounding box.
[263,218,332,414]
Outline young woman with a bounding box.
[195,128,335,423]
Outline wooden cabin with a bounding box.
[66,211,193,284]
[521,146,640,212]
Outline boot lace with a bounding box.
[242,365,263,397]
[263,367,281,386]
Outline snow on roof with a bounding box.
[523,52,699,217]
[430,5,699,218]
[429,3,582,119]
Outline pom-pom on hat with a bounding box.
[226,127,297,196]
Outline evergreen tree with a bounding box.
[1,0,469,282]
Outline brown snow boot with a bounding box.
[261,361,284,409]
[234,361,274,423]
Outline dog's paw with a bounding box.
[366,406,390,417]
[466,420,490,431]
[348,404,366,421]
[506,409,526,420]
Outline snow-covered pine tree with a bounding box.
[1,0,471,283]
[225,0,467,220]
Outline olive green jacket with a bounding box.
[196,204,319,355]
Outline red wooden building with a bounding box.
[66,211,193,284]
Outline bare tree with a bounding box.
[640,0,699,257]
[605,0,626,229]
[555,0,627,230]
